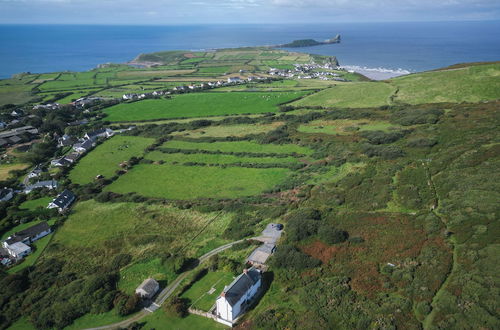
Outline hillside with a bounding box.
[0,52,498,330]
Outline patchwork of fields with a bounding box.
[103,91,308,121]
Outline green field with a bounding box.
[145,151,300,165]
[103,92,308,121]
[181,271,234,311]
[69,135,155,184]
[142,309,224,329]
[293,82,395,108]
[105,163,290,199]
[298,119,398,135]
[49,200,232,274]
[0,163,30,181]
[161,140,313,155]
[19,197,53,211]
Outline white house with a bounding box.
[84,128,114,140]
[135,278,159,299]
[73,139,95,153]
[5,242,31,260]
[215,267,262,325]
[24,180,58,194]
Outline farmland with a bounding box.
[293,82,395,108]
[69,135,155,184]
[104,163,291,199]
[103,91,308,121]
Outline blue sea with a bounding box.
[0,21,499,79]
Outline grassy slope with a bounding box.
[391,63,500,104]
[103,92,308,121]
[171,122,283,138]
[293,82,395,108]
[294,62,500,108]
[0,163,30,181]
[69,135,155,184]
[47,200,232,279]
[104,164,290,199]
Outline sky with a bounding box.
[0,0,499,24]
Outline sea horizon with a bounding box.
[1,21,499,79]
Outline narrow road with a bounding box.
[86,238,249,330]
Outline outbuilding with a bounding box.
[135,278,160,299]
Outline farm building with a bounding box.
[246,243,276,267]
[48,189,76,212]
[135,278,159,299]
[215,267,262,325]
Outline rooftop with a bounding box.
[222,267,261,306]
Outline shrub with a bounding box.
[360,130,405,145]
[318,224,349,244]
[271,245,321,270]
[165,297,189,318]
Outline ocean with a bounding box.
[0,21,499,79]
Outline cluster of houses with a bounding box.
[51,128,114,167]
[0,125,39,148]
[0,221,52,265]
[269,62,348,81]
[0,189,75,267]
[122,76,265,101]
[32,97,106,111]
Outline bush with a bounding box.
[111,254,132,270]
[318,224,349,244]
[271,245,321,270]
[360,130,405,145]
[165,297,189,318]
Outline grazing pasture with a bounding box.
[391,62,500,104]
[104,163,290,199]
[0,163,30,180]
[102,91,308,121]
[69,135,155,184]
[293,82,395,108]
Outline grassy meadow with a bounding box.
[293,82,395,108]
[103,91,308,121]
[69,135,155,184]
[171,122,284,138]
[104,163,290,199]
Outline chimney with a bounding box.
[221,292,226,297]
[243,268,248,274]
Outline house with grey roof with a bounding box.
[51,157,71,167]
[2,221,51,261]
[73,139,95,153]
[84,128,113,141]
[215,267,262,325]
[24,180,58,193]
[135,278,160,299]
[0,188,14,202]
[47,189,75,212]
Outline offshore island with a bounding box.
[277,34,341,48]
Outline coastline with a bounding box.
[340,65,412,80]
